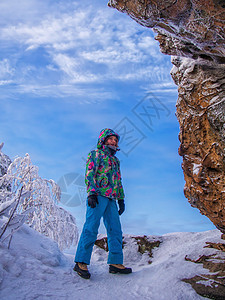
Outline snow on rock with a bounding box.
[94,234,162,265]
[92,230,225,299]
[1,220,224,300]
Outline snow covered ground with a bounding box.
[0,221,223,300]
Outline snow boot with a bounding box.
[73,262,91,279]
[109,264,132,274]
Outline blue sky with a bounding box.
[0,0,215,235]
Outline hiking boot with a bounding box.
[73,262,91,279]
[109,264,132,274]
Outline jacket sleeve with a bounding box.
[85,150,100,196]
[118,180,125,200]
[117,159,125,200]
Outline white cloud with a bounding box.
[0,59,15,78]
[52,53,98,83]
[0,0,174,98]
[0,83,116,102]
[0,0,48,25]
[80,45,146,64]
[0,80,13,86]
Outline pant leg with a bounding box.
[75,195,109,265]
[103,199,123,265]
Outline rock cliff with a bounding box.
[108,0,225,233]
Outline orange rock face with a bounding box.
[172,57,225,232]
[108,0,225,232]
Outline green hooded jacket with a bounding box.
[85,128,125,201]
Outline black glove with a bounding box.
[118,200,125,215]
[88,194,99,208]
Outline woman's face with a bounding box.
[105,135,118,147]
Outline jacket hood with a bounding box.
[97,128,120,149]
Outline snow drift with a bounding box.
[1,218,224,300]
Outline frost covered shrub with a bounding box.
[0,150,11,192]
[0,153,78,250]
[0,187,32,249]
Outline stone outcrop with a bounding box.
[108,0,225,233]
[183,241,225,299]
[95,234,162,264]
[172,57,225,233]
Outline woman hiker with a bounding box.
[74,128,132,279]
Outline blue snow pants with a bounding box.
[75,195,123,265]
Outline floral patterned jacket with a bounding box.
[85,128,125,201]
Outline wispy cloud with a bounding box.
[0,0,174,99]
[52,53,99,83]
[0,59,15,79]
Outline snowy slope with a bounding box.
[0,221,223,300]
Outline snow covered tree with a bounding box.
[0,146,12,192]
[0,187,33,249]
[0,150,78,250]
